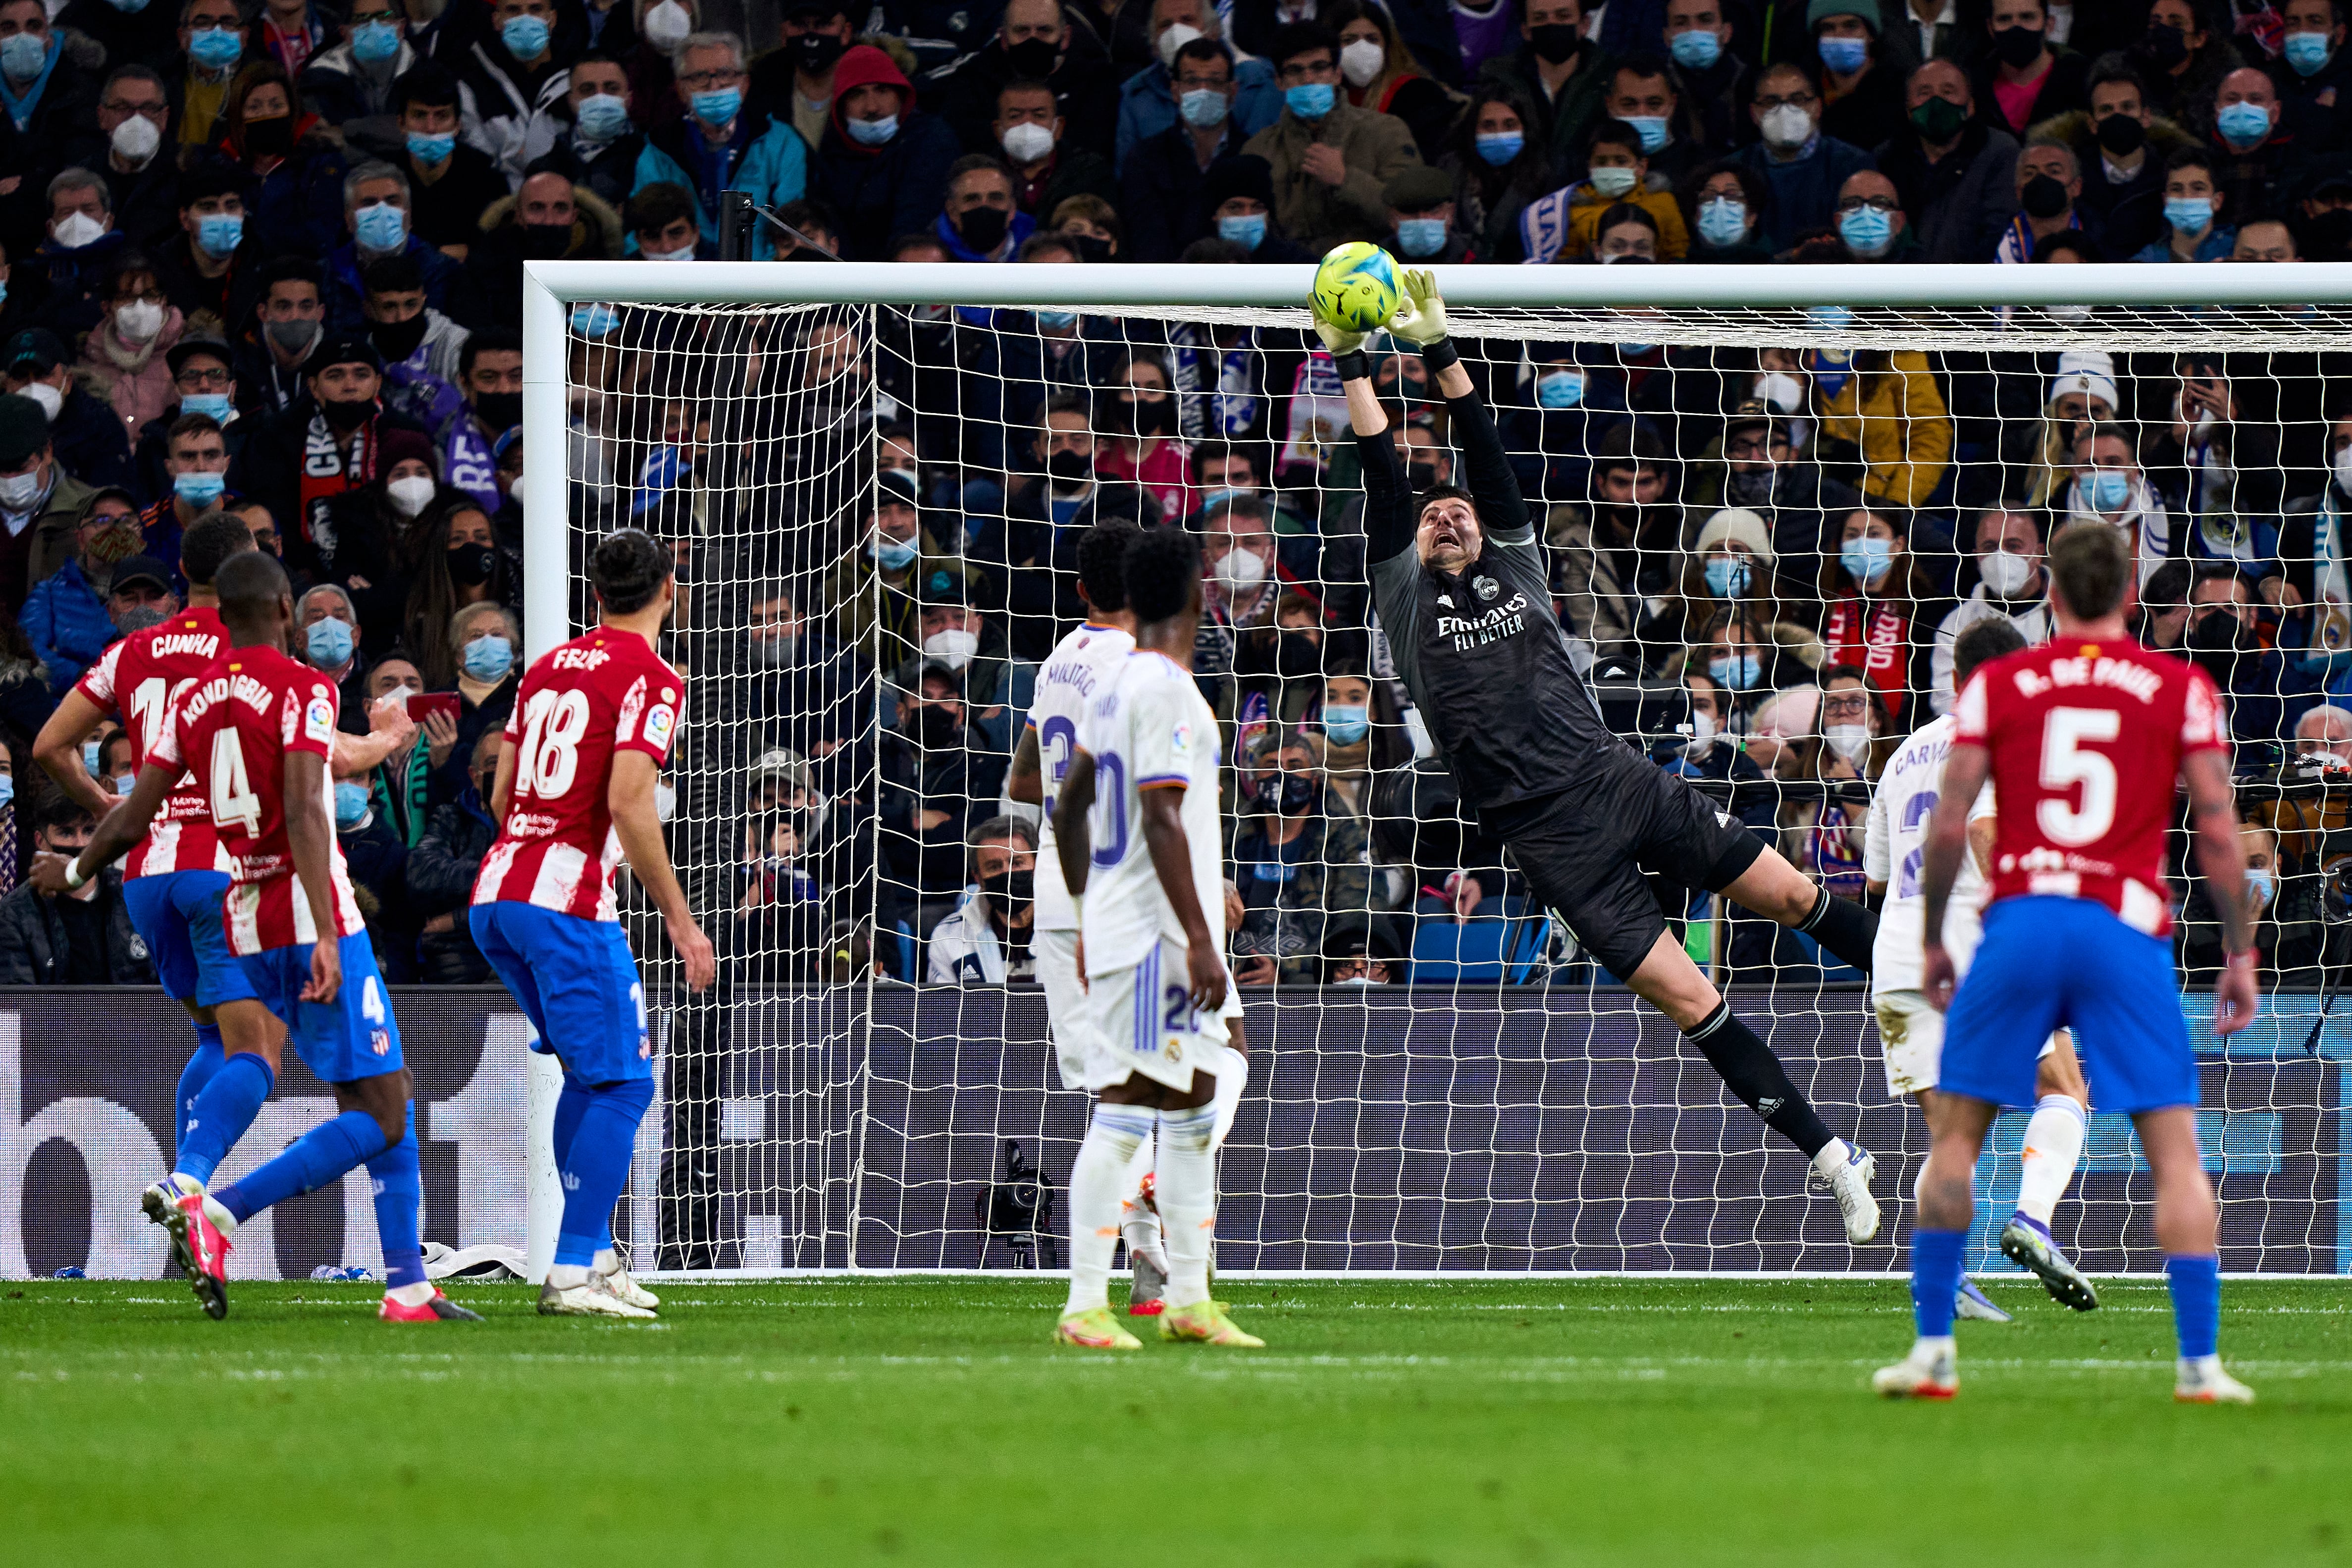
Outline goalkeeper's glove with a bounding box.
[1387,268,1450,347]
[1313,316,1368,358]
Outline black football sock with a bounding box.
[1797,887,1878,973]
[1684,1001,1835,1157]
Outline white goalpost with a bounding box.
[522,259,2352,1282]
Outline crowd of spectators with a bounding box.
[0,0,2350,997]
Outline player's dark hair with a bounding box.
[591,526,674,615]
[1414,481,1474,526]
[1124,526,1200,625]
[2047,522,2131,621]
[180,509,258,588]
[1076,520,1137,614]
[36,789,95,836]
[1951,618,2027,687]
[214,549,291,630]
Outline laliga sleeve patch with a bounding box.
[1169,719,1192,764]
[643,703,676,753]
[303,689,337,745]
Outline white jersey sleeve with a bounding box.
[1866,715,1992,998]
[1031,624,1134,934]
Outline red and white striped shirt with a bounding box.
[73,608,234,880]
[150,643,366,955]
[471,627,680,922]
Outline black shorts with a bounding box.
[1482,747,1764,980]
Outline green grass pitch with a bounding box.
[4,1276,2348,1564]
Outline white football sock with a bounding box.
[546,1263,592,1289]
[593,1247,622,1275]
[1809,1137,1852,1179]
[1065,1103,1152,1315]
[386,1280,436,1308]
[1155,1103,1219,1310]
[1118,1132,1165,1271]
[2015,1094,2087,1227]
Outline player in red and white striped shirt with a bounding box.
[43,552,473,1325]
[470,527,714,1319]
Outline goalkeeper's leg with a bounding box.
[1720,846,1880,975]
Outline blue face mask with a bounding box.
[305,617,354,669]
[2246,867,2275,907]
[1395,216,1446,257]
[180,391,231,420]
[1709,653,1760,690]
[1034,309,1077,329]
[501,13,550,59]
[575,92,629,140]
[174,470,226,506]
[1817,34,1868,73]
[333,780,370,828]
[1704,558,1751,599]
[113,772,138,796]
[405,129,456,165]
[0,31,43,79]
[1838,205,1893,256]
[2283,30,2334,75]
[1536,368,1584,409]
[352,19,401,63]
[571,302,620,337]
[187,28,240,71]
[1696,196,1748,249]
[196,212,244,258]
[0,772,12,807]
[1321,703,1369,745]
[462,633,514,682]
[1218,211,1266,251]
[1624,113,1668,153]
[2085,469,2134,511]
[1840,535,1893,585]
[846,112,898,145]
[1474,131,1523,166]
[871,533,917,571]
[354,202,407,252]
[1178,88,1229,128]
[1617,341,1657,359]
[1285,81,1335,118]
[81,740,102,776]
[2214,100,2272,149]
[691,87,742,126]
[2164,195,2213,235]
[1669,27,1721,68]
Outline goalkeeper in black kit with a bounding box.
[1323,271,1884,1240]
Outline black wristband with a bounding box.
[1417,335,1460,374]
[1331,349,1370,382]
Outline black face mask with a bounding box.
[1066,232,1113,264]
[1004,36,1059,77]
[1119,395,1175,435]
[2094,111,2145,156]
[447,541,495,586]
[1529,22,1580,63]
[1991,23,2044,67]
[1405,462,1439,491]
[519,221,572,259]
[956,204,1009,253]
[1276,631,1322,679]
[2139,21,2190,69]
[2020,173,2070,219]
[791,30,845,76]
[2189,612,2254,658]
[370,313,428,362]
[475,390,522,431]
[1047,448,1092,484]
[981,867,1033,917]
[2305,207,2352,262]
[320,394,375,431]
[243,114,293,158]
[916,703,961,749]
[1255,772,1315,815]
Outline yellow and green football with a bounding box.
[1311,241,1401,333]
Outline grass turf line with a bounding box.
[2,1277,2346,1565]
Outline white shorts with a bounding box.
[1035,927,1095,1091]
[1876,989,2060,1098]
[1081,934,1245,1094]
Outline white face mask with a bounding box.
[922,627,979,669]
[1978,546,2034,598]
[1340,37,1384,86]
[22,380,61,420]
[642,0,691,51]
[110,113,162,165]
[1214,545,1267,590]
[1823,723,1871,763]
[52,210,107,249]
[1754,370,1806,413]
[384,682,419,705]
[999,119,1054,163]
[1759,103,1813,148]
[1155,20,1202,69]
[2336,442,2352,497]
[387,473,437,516]
[115,300,164,343]
[1684,706,1719,758]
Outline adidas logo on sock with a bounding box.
[1757,1097,1784,1116]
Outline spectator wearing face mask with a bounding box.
[298,0,424,125]
[935,0,1119,164]
[2207,66,2316,225]
[293,584,367,729]
[1818,506,1951,733]
[2129,0,2249,137]
[1799,167,1920,262]
[2274,0,2352,116]
[1524,119,1689,262]
[520,51,642,212]
[239,335,433,577]
[634,30,812,258]
[1968,0,2089,135]
[1687,396,1855,582]
[1931,507,2054,714]
[992,78,1115,221]
[0,794,153,985]
[1242,22,1424,255]
[1660,0,1754,156]
[934,155,1034,261]
[809,44,960,262]
[1094,351,1192,522]
[0,328,135,499]
[830,470,980,672]
[878,661,1006,912]
[1681,161,1773,262]
[1123,35,1264,261]
[406,728,506,983]
[1314,657,1414,819]
[318,425,440,655]
[332,751,415,978]
[2039,60,2200,261]
[1477,0,1610,173]
[1186,150,1315,261]
[390,63,510,260]
[23,526,170,694]
[717,575,869,773]
[909,584,1032,754]
[1197,490,1287,690]
[1773,665,1887,954]
[234,259,328,419]
[1379,162,1473,262]
[925,814,1037,984]
[1991,137,2090,261]
[2182,562,2304,749]
[1117,2,1280,176]
[30,169,131,343]
[2131,146,2236,261]
[1810,2,1909,157]
[405,498,518,684]
[1000,395,1153,658]
[221,64,360,267]
[1547,422,1687,674]
[1320,920,1406,985]
[1435,85,1551,265]
[1875,59,2021,262]
[2064,418,2172,582]
[2178,819,2321,985]
[1659,506,1825,676]
[137,413,238,575]
[351,653,432,844]
[1733,62,1875,255]
[77,253,184,450]
[1229,727,1371,986]
[418,596,520,806]
[361,251,469,435]
[433,326,519,514]
[65,64,179,248]
[1327,0,1465,164]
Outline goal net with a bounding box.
[524,261,2352,1278]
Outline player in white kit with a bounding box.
[1004,521,1171,1313]
[1047,526,1256,1350]
[1864,618,2098,1312]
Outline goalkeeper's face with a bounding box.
[1416,495,1481,573]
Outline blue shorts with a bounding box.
[120,870,257,1009]
[1942,896,2198,1114]
[468,901,651,1084]
[238,930,405,1084]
